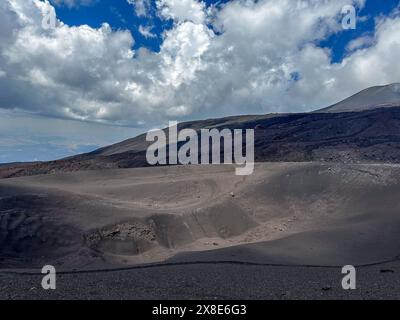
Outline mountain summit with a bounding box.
[319,83,400,113]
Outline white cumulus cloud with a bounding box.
[138,24,157,38]
[127,0,151,17]
[1,0,400,133]
[157,0,206,24]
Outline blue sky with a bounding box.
[53,0,233,52]
[320,0,400,62]
[53,0,171,52]
[0,0,400,163]
[52,0,399,62]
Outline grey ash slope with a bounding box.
[318,83,400,113]
[2,163,400,269]
[83,81,400,159]
[1,83,400,179]
[86,83,400,158]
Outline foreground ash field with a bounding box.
[1,163,400,299]
[2,162,400,269]
[1,84,400,299]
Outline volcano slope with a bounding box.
[1,162,400,270]
[3,84,400,299]
[2,83,400,180]
[2,105,400,179]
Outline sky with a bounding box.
[0,0,399,163]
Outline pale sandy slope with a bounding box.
[1,162,400,269]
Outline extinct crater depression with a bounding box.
[1,83,400,273]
